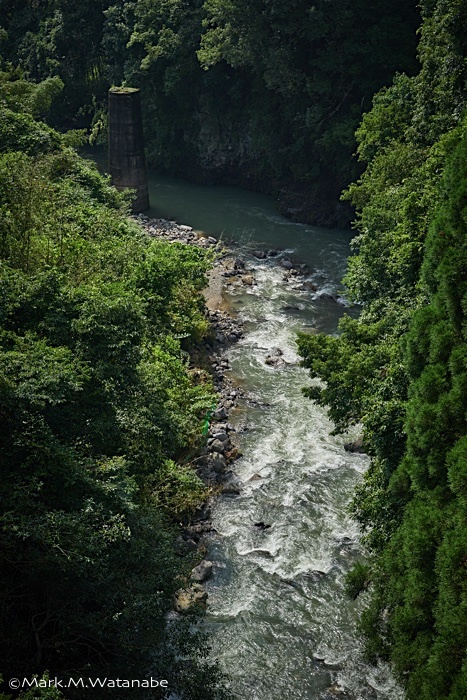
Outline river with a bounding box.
[144,173,401,700]
[83,152,399,698]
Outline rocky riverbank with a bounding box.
[133,214,253,612]
[132,213,350,614]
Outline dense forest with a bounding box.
[1,1,467,699]
[0,71,229,698]
[0,0,419,226]
[298,1,467,698]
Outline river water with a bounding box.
[144,174,400,700]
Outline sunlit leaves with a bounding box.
[0,101,220,695]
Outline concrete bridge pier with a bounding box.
[108,87,149,212]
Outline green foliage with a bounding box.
[151,459,209,517]
[0,65,63,117]
[0,94,224,698]
[345,561,371,600]
[299,4,467,698]
[0,0,419,225]
[1,0,113,126]
[0,109,61,156]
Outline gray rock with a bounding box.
[191,560,213,582]
[212,431,229,442]
[303,280,318,291]
[318,292,337,302]
[213,407,227,421]
[303,570,327,581]
[222,480,241,495]
[210,454,227,473]
[210,439,225,453]
[253,250,266,259]
[265,355,285,367]
[194,505,211,522]
[344,437,366,453]
[185,524,203,540]
[249,548,274,558]
[281,259,294,270]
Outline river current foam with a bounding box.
[203,262,400,700]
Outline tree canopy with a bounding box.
[0,71,227,699]
[0,0,420,226]
[298,2,467,697]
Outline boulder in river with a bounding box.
[303,570,327,581]
[281,258,294,270]
[344,437,366,453]
[265,355,285,367]
[248,548,274,559]
[222,479,241,495]
[212,431,229,442]
[193,504,212,522]
[254,522,271,530]
[175,535,197,555]
[191,560,213,582]
[253,250,267,259]
[318,292,337,303]
[303,280,318,291]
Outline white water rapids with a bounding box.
[202,260,401,700]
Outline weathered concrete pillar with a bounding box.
[108,87,149,212]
